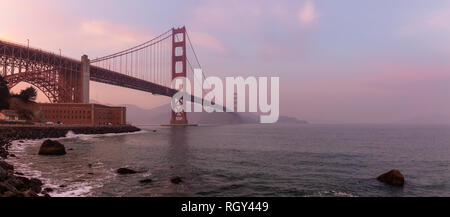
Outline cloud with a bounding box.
[395,3,450,56]
[398,3,450,35]
[190,0,263,29]
[425,8,450,30]
[188,31,228,54]
[0,0,155,58]
[187,0,312,60]
[299,0,317,24]
[189,0,303,31]
[79,20,152,51]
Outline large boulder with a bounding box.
[6,176,43,194]
[9,176,30,191]
[0,161,13,171]
[0,167,8,181]
[38,140,66,156]
[22,189,39,197]
[377,169,405,186]
[0,148,7,158]
[0,182,19,195]
[0,182,10,194]
[29,178,43,193]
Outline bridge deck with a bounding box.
[1,39,227,110]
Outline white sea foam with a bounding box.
[6,154,115,197]
[49,183,94,197]
[6,129,146,197]
[9,139,41,152]
[141,171,153,177]
[315,190,357,197]
[65,129,146,141]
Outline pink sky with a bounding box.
[2,0,450,123]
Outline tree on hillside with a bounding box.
[18,86,37,102]
[16,108,34,120]
[0,75,10,110]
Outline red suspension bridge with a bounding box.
[0,26,212,125]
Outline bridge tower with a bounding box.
[80,55,90,103]
[170,27,188,125]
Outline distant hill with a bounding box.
[92,100,308,125]
[277,116,309,124]
[124,104,309,125]
[398,114,450,125]
[124,103,244,125]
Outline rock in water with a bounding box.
[377,169,405,186]
[44,187,54,193]
[38,140,66,156]
[139,179,153,184]
[116,168,138,175]
[29,178,43,193]
[170,177,183,184]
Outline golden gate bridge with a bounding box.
[0,26,216,125]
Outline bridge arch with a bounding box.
[1,40,84,103]
[8,80,56,103]
[5,70,69,103]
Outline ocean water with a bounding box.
[6,124,450,197]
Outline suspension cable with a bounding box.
[91,28,172,63]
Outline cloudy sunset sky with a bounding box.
[1,0,449,123]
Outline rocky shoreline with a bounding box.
[0,125,141,140]
[0,125,141,197]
